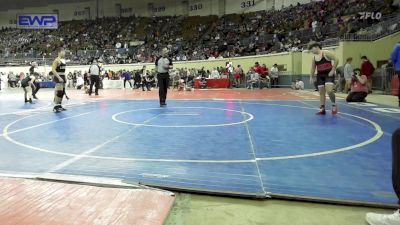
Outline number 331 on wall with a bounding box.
[241,0,255,8]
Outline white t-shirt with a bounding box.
[270,67,279,78]
[211,70,220,78]
[296,81,304,90]
[89,64,100,76]
[76,77,84,86]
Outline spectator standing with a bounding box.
[141,66,149,91]
[335,65,344,92]
[344,57,353,93]
[381,60,394,94]
[122,70,132,89]
[360,56,375,94]
[270,64,279,88]
[234,65,243,87]
[390,42,400,107]
[312,20,318,33]
[8,72,16,88]
[226,62,234,88]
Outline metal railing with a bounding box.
[374,66,398,95]
[342,14,400,41]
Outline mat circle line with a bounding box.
[112,107,254,128]
[2,101,383,163]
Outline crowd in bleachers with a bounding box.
[0,0,398,65]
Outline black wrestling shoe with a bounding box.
[33,95,38,100]
[60,106,67,111]
[28,98,34,104]
[53,105,63,113]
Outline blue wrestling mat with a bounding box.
[0,99,399,207]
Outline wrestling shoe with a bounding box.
[366,210,400,225]
[316,106,326,115]
[332,105,338,115]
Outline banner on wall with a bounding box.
[17,14,58,29]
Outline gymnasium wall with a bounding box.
[298,31,399,76]
[0,52,295,76]
[341,32,400,70]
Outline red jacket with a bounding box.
[254,65,263,75]
[261,66,269,75]
[361,60,375,79]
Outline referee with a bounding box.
[88,59,100,96]
[156,48,173,106]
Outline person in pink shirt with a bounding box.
[346,69,368,102]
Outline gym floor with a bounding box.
[0,88,399,225]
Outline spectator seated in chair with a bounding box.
[200,77,207,89]
[259,73,270,89]
[292,79,305,90]
[134,71,142,89]
[178,79,185,91]
[346,69,368,103]
[172,73,181,90]
[186,77,194,91]
[246,68,259,89]
[76,75,84,90]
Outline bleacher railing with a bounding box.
[342,14,400,41]
[374,66,398,94]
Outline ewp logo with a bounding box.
[358,12,382,20]
[17,14,58,29]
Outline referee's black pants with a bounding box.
[89,75,100,95]
[157,73,169,104]
[33,80,40,97]
[393,129,400,204]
